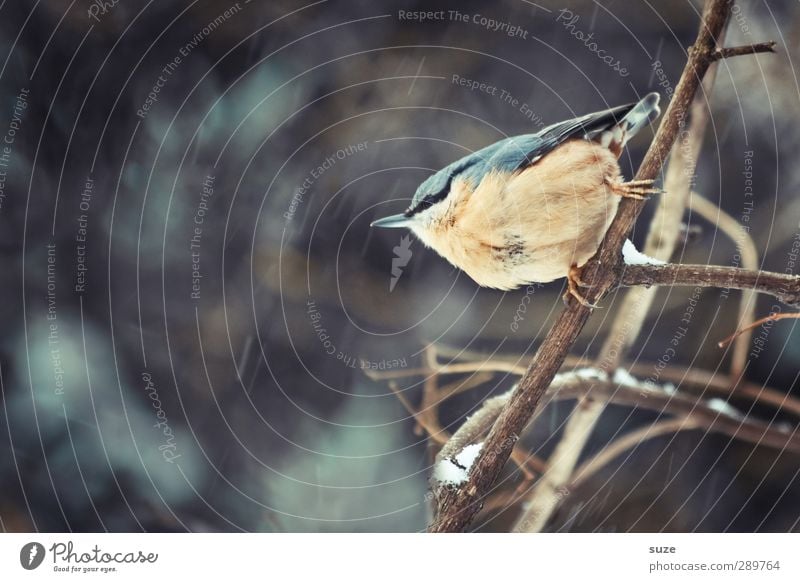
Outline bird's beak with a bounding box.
[370,213,412,228]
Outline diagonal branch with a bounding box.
[429,0,742,533]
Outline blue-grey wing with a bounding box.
[407,99,647,213]
[486,101,637,172]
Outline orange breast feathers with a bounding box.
[411,139,623,289]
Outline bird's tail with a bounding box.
[598,92,661,156]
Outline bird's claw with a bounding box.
[562,264,599,309]
[605,177,664,200]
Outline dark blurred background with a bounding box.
[0,0,798,532]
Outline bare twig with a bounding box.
[711,41,777,61]
[387,380,448,445]
[718,312,800,348]
[418,346,444,437]
[619,263,800,306]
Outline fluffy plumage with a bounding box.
[375,93,661,290]
[411,140,620,288]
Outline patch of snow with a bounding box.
[613,370,678,397]
[622,239,666,266]
[455,442,483,472]
[555,367,609,383]
[432,442,484,486]
[707,398,744,420]
[432,459,468,485]
[613,367,640,387]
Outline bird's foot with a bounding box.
[562,264,599,309]
[605,177,664,200]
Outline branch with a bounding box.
[434,372,800,528]
[619,263,800,307]
[378,345,800,419]
[429,0,738,533]
[626,361,800,419]
[547,378,800,455]
[711,41,777,61]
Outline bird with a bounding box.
[371,92,662,307]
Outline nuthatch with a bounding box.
[371,92,661,306]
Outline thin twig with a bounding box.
[711,41,777,61]
[718,312,800,348]
[418,346,443,436]
[387,380,448,445]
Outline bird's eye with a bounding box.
[405,198,432,217]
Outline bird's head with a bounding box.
[371,155,482,235]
